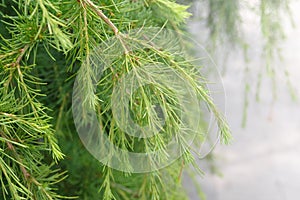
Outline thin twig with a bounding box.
[9,44,30,97]
[0,130,54,199]
[0,131,30,179]
[81,0,131,54]
[14,44,30,67]
[3,44,30,68]
[84,0,119,35]
[11,44,40,116]
[178,160,185,182]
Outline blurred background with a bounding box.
[186,0,300,199]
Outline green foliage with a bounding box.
[1,0,291,199]
[0,0,232,199]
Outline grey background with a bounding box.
[187,1,300,200]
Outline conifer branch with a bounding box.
[3,44,30,68]
[0,0,252,199]
[15,45,30,67]
[0,131,30,180]
[3,43,30,95]
[83,0,119,35]
[0,129,64,199]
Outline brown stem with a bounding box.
[3,44,30,92]
[84,0,119,35]
[0,131,30,179]
[81,0,131,54]
[0,129,56,199]
[14,44,30,67]
[178,160,185,182]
